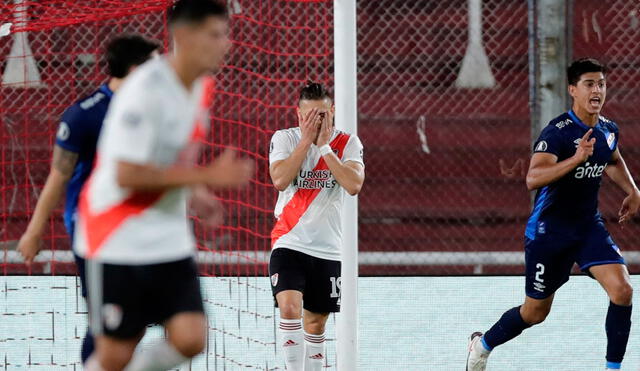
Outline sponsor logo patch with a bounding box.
[57,122,70,141]
[535,141,548,152]
[271,273,279,287]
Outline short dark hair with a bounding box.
[168,0,229,27]
[106,34,160,78]
[299,81,332,104]
[567,58,608,86]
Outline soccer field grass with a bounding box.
[2,275,638,370]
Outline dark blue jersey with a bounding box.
[525,110,619,240]
[55,84,113,235]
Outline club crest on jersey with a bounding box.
[535,141,548,152]
[102,303,123,330]
[271,273,279,287]
[573,138,582,148]
[606,133,616,150]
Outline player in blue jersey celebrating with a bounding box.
[17,34,159,366]
[467,58,638,370]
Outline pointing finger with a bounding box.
[582,129,593,140]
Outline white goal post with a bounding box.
[334,0,359,369]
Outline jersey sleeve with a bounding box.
[55,105,86,153]
[105,92,159,164]
[269,131,292,164]
[532,125,563,157]
[342,135,364,166]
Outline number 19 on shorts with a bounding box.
[330,276,341,298]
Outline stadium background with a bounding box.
[0,0,639,369]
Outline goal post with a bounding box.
[334,0,359,369]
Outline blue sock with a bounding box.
[482,306,532,350]
[605,302,631,368]
[81,327,95,364]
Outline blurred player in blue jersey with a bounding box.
[467,58,638,370]
[17,34,160,366]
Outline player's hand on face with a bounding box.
[205,148,254,188]
[618,190,640,225]
[316,111,333,147]
[573,129,596,163]
[17,232,42,266]
[298,108,320,145]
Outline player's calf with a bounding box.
[520,297,553,325]
[88,336,137,371]
[124,314,205,371]
[275,291,304,371]
[303,311,329,371]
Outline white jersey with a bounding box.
[269,127,364,261]
[74,57,208,265]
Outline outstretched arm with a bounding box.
[18,146,78,264]
[605,148,640,224]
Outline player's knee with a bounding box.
[279,302,302,319]
[609,281,633,306]
[172,332,206,358]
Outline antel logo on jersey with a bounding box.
[575,162,606,179]
[535,141,548,152]
[295,170,337,189]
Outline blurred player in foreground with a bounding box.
[17,34,160,366]
[467,58,638,370]
[269,81,365,371]
[76,1,253,370]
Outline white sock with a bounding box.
[278,318,304,371]
[304,332,326,371]
[124,340,188,371]
[84,355,105,371]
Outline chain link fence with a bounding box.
[571,0,640,274]
[356,0,640,275]
[357,0,532,274]
[0,1,169,275]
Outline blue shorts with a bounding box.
[525,219,625,299]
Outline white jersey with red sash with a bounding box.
[74,57,212,265]
[269,127,364,261]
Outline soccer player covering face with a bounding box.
[17,34,160,366]
[269,82,365,371]
[467,58,638,371]
[76,1,253,370]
